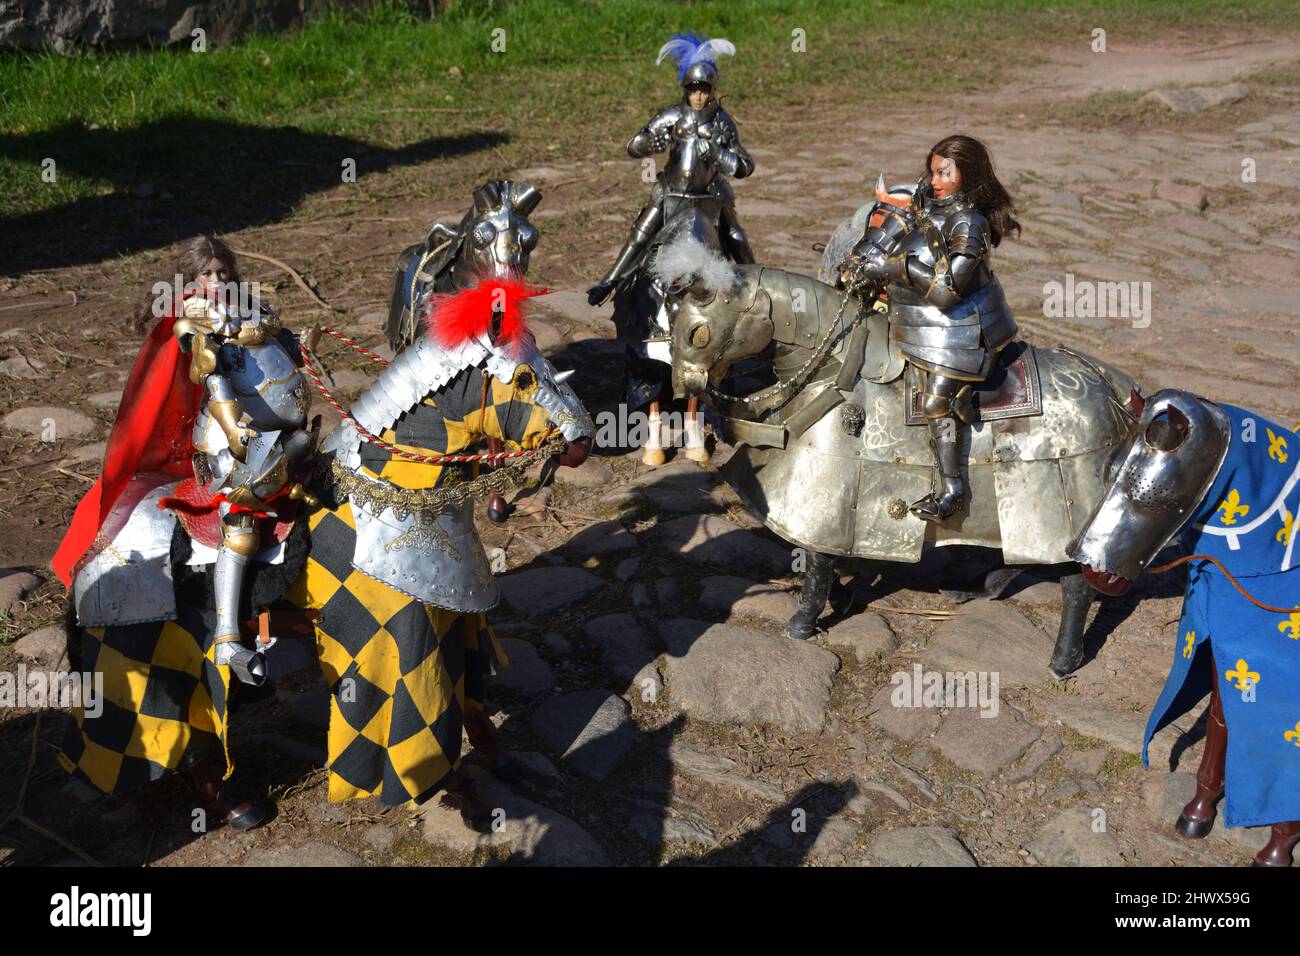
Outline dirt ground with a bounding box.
[1,30,1299,867]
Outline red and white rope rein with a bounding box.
[300,325,549,466]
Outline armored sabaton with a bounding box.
[324,328,592,613]
[847,183,1017,521]
[177,295,314,683]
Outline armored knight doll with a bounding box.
[588,33,754,309]
[171,260,315,684]
[842,134,1020,521]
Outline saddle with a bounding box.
[168,477,299,551]
[904,341,1043,425]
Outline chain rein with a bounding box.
[707,284,866,407]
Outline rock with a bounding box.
[13,624,67,667]
[867,827,977,867]
[1062,747,1108,777]
[241,842,363,867]
[419,766,610,866]
[613,557,640,582]
[0,353,44,379]
[922,599,1054,689]
[1005,731,1063,784]
[529,318,566,353]
[561,520,637,556]
[658,619,839,734]
[631,582,652,607]
[1154,181,1209,211]
[1004,577,1062,606]
[532,289,606,328]
[865,682,942,742]
[498,567,603,615]
[583,613,657,681]
[499,750,563,785]
[1025,807,1122,866]
[531,690,636,781]
[360,824,396,853]
[654,577,681,606]
[1040,695,1146,755]
[824,612,899,662]
[553,457,614,488]
[655,515,792,573]
[0,570,41,618]
[489,638,555,695]
[624,661,664,704]
[630,812,718,848]
[626,459,723,513]
[931,704,1042,780]
[87,390,123,409]
[3,406,99,440]
[1140,772,1271,855]
[698,575,800,624]
[60,441,106,466]
[668,742,786,802]
[542,632,571,655]
[1141,82,1249,114]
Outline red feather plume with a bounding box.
[425,277,548,353]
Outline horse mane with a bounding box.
[425,277,547,353]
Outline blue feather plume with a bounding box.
[656,32,736,81]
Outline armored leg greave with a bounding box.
[720,204,755,264]
[597,205,662,289]
[212,514,270,686]
[911,374,972,522]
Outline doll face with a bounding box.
[195,258,232,295]
[929,154,961,199]
[686,86,711,110]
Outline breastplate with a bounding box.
[221,336,308,430]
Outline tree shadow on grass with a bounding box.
[0,117,509,275]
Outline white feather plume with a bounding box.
[652,235,740,293]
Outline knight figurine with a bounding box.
[842,134,1019,521]
[588,33,754,311]
[173,285,315,684]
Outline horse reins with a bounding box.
[299,325,556,466]
[1147,552,1300,614]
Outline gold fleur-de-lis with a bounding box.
[1280,509,1296,545]
[1278,612,1300,641]
[1181,631,1195,659]
[1286,722,1300,747]
[1267,428,1289,464]
[1217,489,1249,526]
[1225,658,1260,692]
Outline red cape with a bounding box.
[51,313,202,587]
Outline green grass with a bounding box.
[0,0,1294,221]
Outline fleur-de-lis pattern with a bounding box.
[1216,488,1250,526]
[1225,658,1260,692]
[1279,509,1295,546]
[1278,612,1300,641]
[1286,722,1300,747]
[1182,631,1195,659]
[1267,427,1288,465]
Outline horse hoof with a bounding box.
[224,799,272,831]
[641,447,667,467]
[784,622,816,641]
[685,446,710,463]
[1175,814,1214,840]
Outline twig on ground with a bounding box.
[233,249,341,312]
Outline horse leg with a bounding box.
[1175,664,1226,839]
[786,550,835,641]
[463,708,499,769]
[643,398,666,467]
[684,394,710,463]
[1048,570,1094,678]
[1252,821,1300,867]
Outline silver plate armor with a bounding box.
[325,329,593,612]
[1067,389,1231,581]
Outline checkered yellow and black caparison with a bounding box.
[58,597,232,795]
[284,362,539,805]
